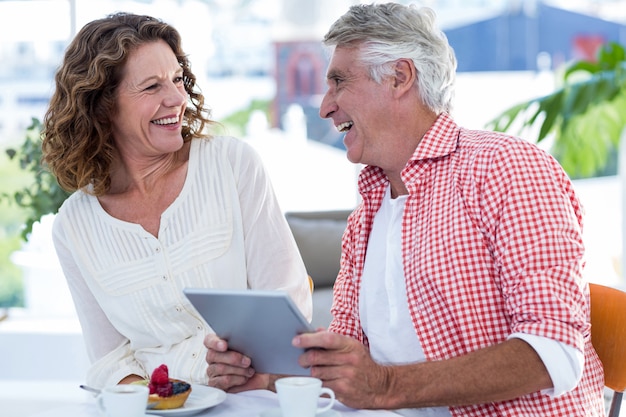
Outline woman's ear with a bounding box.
[392,59,417,95]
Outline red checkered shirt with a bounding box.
[328,113,605,416]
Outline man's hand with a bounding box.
[295,332,554,410]
[204,334,269,392]
[293,331,392,409]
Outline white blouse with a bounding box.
[52,136,312,388]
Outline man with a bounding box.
[205,3,605,416]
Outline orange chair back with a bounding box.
[589,282,626,392]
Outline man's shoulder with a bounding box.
[459,127,520,146]
[457,128,548,159]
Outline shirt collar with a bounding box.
[410,112,459,161]
[358,113,460,195]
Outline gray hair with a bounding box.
[323,2,456,114]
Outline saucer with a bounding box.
[259,408,340,417]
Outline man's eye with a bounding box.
[145,84,158,91]
[174,76,184,84]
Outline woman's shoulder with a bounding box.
[193,136,262,165]
[194,135,252,152]
[54,190,94,219]
[52,191,95,237]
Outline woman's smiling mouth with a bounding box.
[151,116,179,125]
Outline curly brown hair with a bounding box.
[42,12,213,196]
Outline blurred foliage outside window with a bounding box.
[488,41,626,179]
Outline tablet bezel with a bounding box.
[183,288,314,376]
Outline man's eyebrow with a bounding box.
[326,68,349,80]
[326,69,341,79]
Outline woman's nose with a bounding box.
[164,83,186,107]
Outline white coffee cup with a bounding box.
[97,384,149,417]
[275,376,335,417]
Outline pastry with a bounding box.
[135,364,192,410]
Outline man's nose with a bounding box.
[319,90,335,119]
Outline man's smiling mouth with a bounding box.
[337,121,353,132]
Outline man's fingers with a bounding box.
[293,330,343,350]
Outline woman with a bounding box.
[41,12,311,389]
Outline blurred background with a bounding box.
[0,0,624,385]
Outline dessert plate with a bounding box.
[146,384,226,417]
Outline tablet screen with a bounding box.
[183,288,315,376]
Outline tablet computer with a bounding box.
[183,288,315,376]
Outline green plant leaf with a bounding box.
[488,41,626,178]
[0,118,72,240]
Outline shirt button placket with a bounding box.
[154,244,169,282]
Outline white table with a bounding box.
[0,380,90,417]
[0,311,90,381]
[4,383,398,417]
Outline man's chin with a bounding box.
[345,151,361,165]
[343,140,357,163]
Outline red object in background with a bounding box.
[572,34,606,61]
